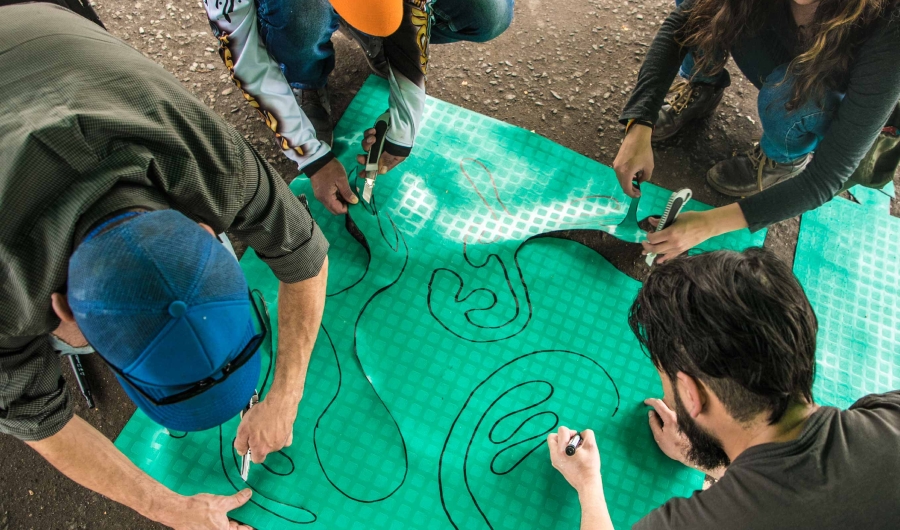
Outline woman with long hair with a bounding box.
[613,0,900,260]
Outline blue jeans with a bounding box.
[256,0,514,90]
[672,0,843,163]
[756,65,843,163]
[674,0,726,86]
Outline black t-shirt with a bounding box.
[634,391,900,530]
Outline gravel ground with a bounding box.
[1,1,897,529]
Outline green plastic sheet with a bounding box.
[849,181,895,212]
[794,196,900,409]
[115,77,766,529]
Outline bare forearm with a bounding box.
[272,256,328,403]
[26,415,181,525]
[707,203,749,236]
[579,484,615,530]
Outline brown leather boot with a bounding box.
[706,143,812,197]
[653,78,725,142]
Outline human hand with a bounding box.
[642,210,715,264]
[309,158,358,215]
[644,398,691,465]
[355,128,406,175]
[234,394,297,464]
[161,489,254,530]
[547,426,602,495]
[612,124,654,198]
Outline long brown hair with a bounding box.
[680,0,896,110]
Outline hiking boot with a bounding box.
[706,143,812,197]
[293,87,333,147]
[338,18,390,79]
[653,77,725,142]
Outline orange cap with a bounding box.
[330,0,403,37]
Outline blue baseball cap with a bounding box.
[67,210,261,432]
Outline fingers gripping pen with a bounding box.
[240,391,259,481]
[566,433,584,456]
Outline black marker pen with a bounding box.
[565,433,583,456]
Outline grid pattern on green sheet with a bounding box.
[115,76,770,530]
[794,196,900,409]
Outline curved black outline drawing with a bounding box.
[373,190,401,252]
[312,214,410,503]
[164,290,318,525]
[229,441,296,477]
[326,214,372,298]
[485,382,558,476]
[432,237,522,330]
[155,158,630,528]
[428,158,624,343]
[427,236,537,343]
[217,426,317,525]
[438,349,620,530]
[325,163,405,299]
[352,162,399,252]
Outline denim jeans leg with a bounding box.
[255,0,339,89]
[758,64,843,163]
[430,0,514,44]
[674,0,694,79]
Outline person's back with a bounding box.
[0,6,329,527]
[1,3,261,342]
[1,2,325,444]
[638,392,900,530]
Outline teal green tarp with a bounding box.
[115,77,766,529]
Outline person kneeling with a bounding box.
[612,0,900,259]
[549,248,900,530]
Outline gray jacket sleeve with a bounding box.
[619,1,693,126]
[227,136,330,283]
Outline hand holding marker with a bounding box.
[240,391,260,481]
[548,426,602,496]
[566,432,584,456]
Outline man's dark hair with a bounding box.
[628,248,817,424]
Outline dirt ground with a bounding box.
[1,1,897,529]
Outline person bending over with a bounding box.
[1,5,330,529]
[203,0,514,214]
[548,248,900,529]
[613,0,900,261]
